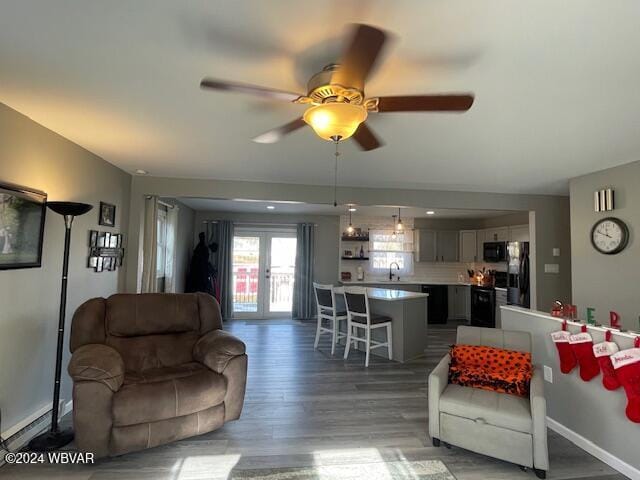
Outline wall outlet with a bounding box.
[543,365,553,383]
[544,263,560,274]
[552,248,560,257]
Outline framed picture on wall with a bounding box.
[109,234,118,248]
[0,182,47,270]
[99,202,116,227]
[89,230,98,247]
[95,256,104,272]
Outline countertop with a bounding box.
[366,288,429,301]
[336,285,429,301]
[341,280,473,286]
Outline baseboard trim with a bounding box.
[547,416,639,480]
[0,399,73,466]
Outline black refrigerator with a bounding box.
[507,241,530,308]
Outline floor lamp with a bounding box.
[29,201,93,451]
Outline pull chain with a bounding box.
[333,139,340,207]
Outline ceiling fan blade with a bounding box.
[331,24,388,92]
[376,94,474,112]
[200,78,304,102]
[252,117,306,144]
[352,123,383,151]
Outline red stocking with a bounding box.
[551,324,577,374]
[569,325,600,382]
[593,330,620,391]
[611,337,640,423]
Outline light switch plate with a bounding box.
[552,248,560,257]
[544,263,560,274]
[543,365,553,383]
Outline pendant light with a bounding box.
[396,207,404,233]
[346,208,354,235]
[391,215,397,239]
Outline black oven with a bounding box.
[471,286,496,328]
[483,241,507,263]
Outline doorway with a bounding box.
[232,229,297,318]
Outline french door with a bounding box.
[232,229,297,318]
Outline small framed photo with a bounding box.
[95,257,104,272]
[88,256,98,268]
[117,234,124,248]
[104,232,111,248]
[99,202,116,227]
[97,232,107,248]
[89,230,98,247]
[109,257,117,271]
[103,257,112,271]
[109,234,118,248]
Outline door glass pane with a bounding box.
[269,237,297,312]
[233,236,260,313]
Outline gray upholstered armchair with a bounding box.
[428,326,548,479]
[68,293,247,457]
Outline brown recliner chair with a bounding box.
[68,293,247,457]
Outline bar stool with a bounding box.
[343,287,393,367]
[313,283,348,355]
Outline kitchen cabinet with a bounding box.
[414,230,437,262]
[495,288,508,328]
[484,227,509,242]
[476,229,485,262]
[415,230,458,262]
[508,224,530,242]
[459,230,477,263]
[448,285,470,321]
[436,231,459,262]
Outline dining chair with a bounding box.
[313,283,348,355]
[343,286,393,367]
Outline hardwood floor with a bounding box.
[0,319,628,479]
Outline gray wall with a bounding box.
[570,161,640,331]
[193,210,340,285]
[127,176,572,311]
[0,103,131,433]
[160,198,195,293]
[502,307,639,472]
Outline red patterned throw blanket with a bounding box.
[448,344,532,397]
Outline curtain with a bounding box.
[216,220,234,319]
[292,223,315,319]
[141,195,159,293]
[164,205,179,293]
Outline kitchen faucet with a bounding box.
[389,262,400,281]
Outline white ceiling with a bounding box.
[1,1,640,194]
[179,197,515,219]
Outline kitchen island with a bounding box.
[337,287,429,362]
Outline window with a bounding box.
[368,229,414,276]
[156,204,176,292]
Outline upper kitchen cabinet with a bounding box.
[484,227,509,242]
[459,230,477,263]
[415,229,459,262]
[508,224,530,242]
[436,231,459,262]
[414,229,437,262]
[476,229,485,262]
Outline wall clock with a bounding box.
[590,217,629,255]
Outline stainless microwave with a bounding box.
[483,242,507,262]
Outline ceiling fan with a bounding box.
[200,24,474,151]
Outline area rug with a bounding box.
[230,459,456,479]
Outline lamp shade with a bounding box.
[47,201,93,217]
[303,102,368,141]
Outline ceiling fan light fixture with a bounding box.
[303,102,367,142]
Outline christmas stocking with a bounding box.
[551,327,577,374]
[593,330,620,391]
[569,325,600,381]
[611,337,640,423]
